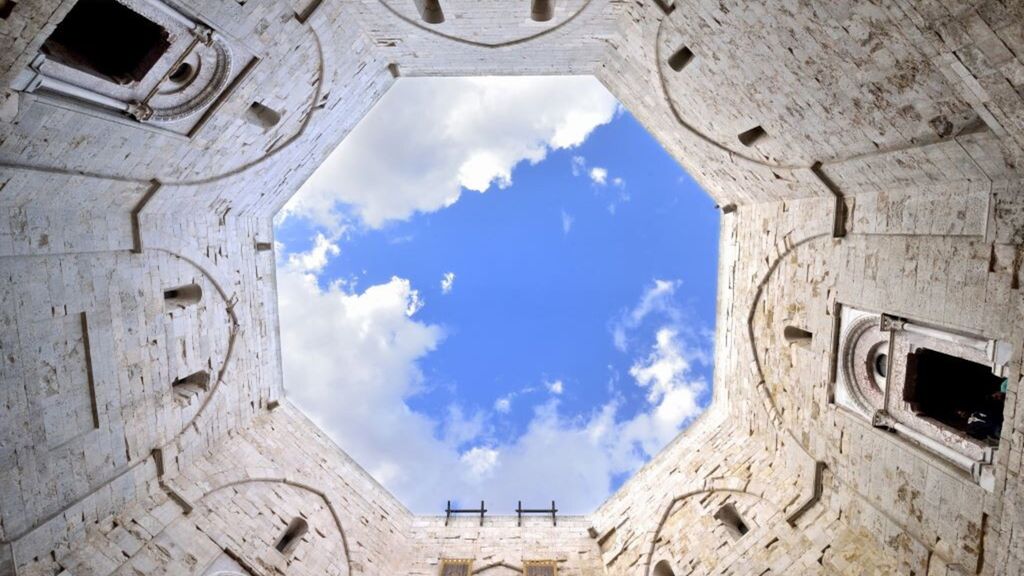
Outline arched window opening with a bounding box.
[905,348,1006,446]
[246,102,282,131]
[414,0,445,24]
[713,503,749,540]
[275,517,308,555]
[531,0,554,22]
[172,370,209,403]
[738,125,768,147]
[667,46,694,72]
[41,0,171,85]
[164,284,203,309]
[783,325,812,347]
[834,307,1011,490]
[653,559,676,576]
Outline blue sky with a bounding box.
[275,77,719,514]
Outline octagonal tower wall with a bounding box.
[3,1,1024,575]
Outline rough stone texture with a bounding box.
[2,0,1024,575]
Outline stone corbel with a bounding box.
[878,314,905,333]
[128,101,154,122]
[191,23,215,46]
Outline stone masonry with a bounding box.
[2,0,1024,574]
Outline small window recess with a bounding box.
[172,370,210,403]
[783,325,812,348]
[245,101,281,131]
[713,503,749,540]
[531,0,554,22]
[255,241,273,252]
[652,560,677,576]
[0,1,16,20]
[738,125,768,147]
[275,517,308,556]
[438,558,472,576]
[41,0,171,85]
[667,46,694,72]
[164,284,203,309]
[414,0,444,24]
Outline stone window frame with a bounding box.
[438,558,473,576]
[830,304,1013,490]
[9,0,253,139]
[523,559,558,576]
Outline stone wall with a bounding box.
[2,0,1024,575]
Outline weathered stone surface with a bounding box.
[2,0,1024,575]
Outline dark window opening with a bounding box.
[167,61,195,85]
[172,370,210,403]
[246,102,282,130]
[874,353,888,378]
[904,348,1005,445]
[667,46,694,72]
[255,241,274,252]
[714,503,749,539]
[440,561,471,576]
[414,0,444,24]
[275,517,308,555]
[531,0,554,22]
[0,1,16,20]
[653,560,676,576]
[41,0,171,85]
[164,284,203,309]
[783,325,812,347]
[738,125,768,147]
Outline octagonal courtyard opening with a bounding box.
[273,75,721,514]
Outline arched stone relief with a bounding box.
[105,478,351,576]
[655,1,989,171]
[0,246,239,548]
[193,477,353,575]
[376,0,594,48]
[836,312,888,418]
[153,249,238,423]
[746,233,1001,569]
[643,486,796,576]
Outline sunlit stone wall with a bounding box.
[2,0,1024,575]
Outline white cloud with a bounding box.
[461,446,500,479]
[589,167,608,185]
[494,396,512,413]
[611,279,683,352]
[571,155,586,176]
[441,272,456,294]
[288,233,340,274]
[281,240,707,513]
[561,210,574,235]
[284,76,619,231]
